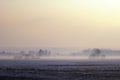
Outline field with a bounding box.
[0,60,120,80]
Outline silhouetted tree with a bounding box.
[89,48,106,59]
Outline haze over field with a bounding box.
[1,1,120,80]
[1,0,120,49]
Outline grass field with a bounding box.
[0,60,120,80]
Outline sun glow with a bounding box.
[96,0,120,4]
[70,0,120,6]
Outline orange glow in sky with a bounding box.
[0,0,120,49]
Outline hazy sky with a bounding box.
[1,0,120,49]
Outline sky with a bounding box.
[1,0,120,49]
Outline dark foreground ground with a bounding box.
[0,59,120,80]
